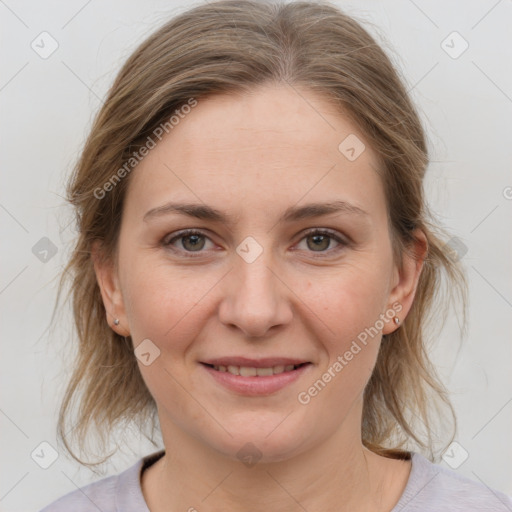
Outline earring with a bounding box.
[393,316,400,325]
[113,318,120,326]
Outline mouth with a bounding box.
[201,362,309,377]
[199,358,313,396]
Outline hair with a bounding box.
[54,0,468,466]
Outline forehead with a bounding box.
[124,84,387,223]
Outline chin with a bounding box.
[206,418,314,465]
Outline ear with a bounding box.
[382,228,428,335]
[91,240,130,337]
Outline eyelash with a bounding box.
[163,228,349,259]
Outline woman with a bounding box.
[41,0,512,510]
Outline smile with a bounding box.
[205,363,307,377]
[199,361,312,396]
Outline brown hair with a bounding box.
[54,0,468,466]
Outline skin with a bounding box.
[94,83,427,511]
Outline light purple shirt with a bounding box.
[40,450,512,511]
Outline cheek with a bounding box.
[122,244,391,357]
[122,261,211,426]
[121,258,216,344]
[311,260,391,394]
[319,262,391,344]
[300,299,384,423]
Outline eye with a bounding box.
[164,229,214,256]
[295,228,347,257]
[163,228,348,258]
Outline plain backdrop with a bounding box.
[1,0,511,510]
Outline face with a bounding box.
[95,84,424,463]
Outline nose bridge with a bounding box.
[234,236,278,304]
[219,235,291,336]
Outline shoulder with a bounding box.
[39,451,164,512]
[39,471,121,512]
[394,452,512,512]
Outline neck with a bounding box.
[142,403,408,512]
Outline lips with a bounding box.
[200,357,310,377]
[201,357,310,368]
[203,362,308,377]
[199,357,312,395]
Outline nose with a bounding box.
[218,249,293,339]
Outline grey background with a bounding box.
[1,0,511,510]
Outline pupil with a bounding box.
[309,234,329,251]
[184,235,204,251]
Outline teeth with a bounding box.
[211,364,303,376]
[239,366,257,377]
[256,367,273,376]
[227,365,240,375]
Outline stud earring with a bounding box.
[393,316,400,325]
[113,318,120,326]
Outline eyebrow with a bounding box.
[143,200,369,225]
